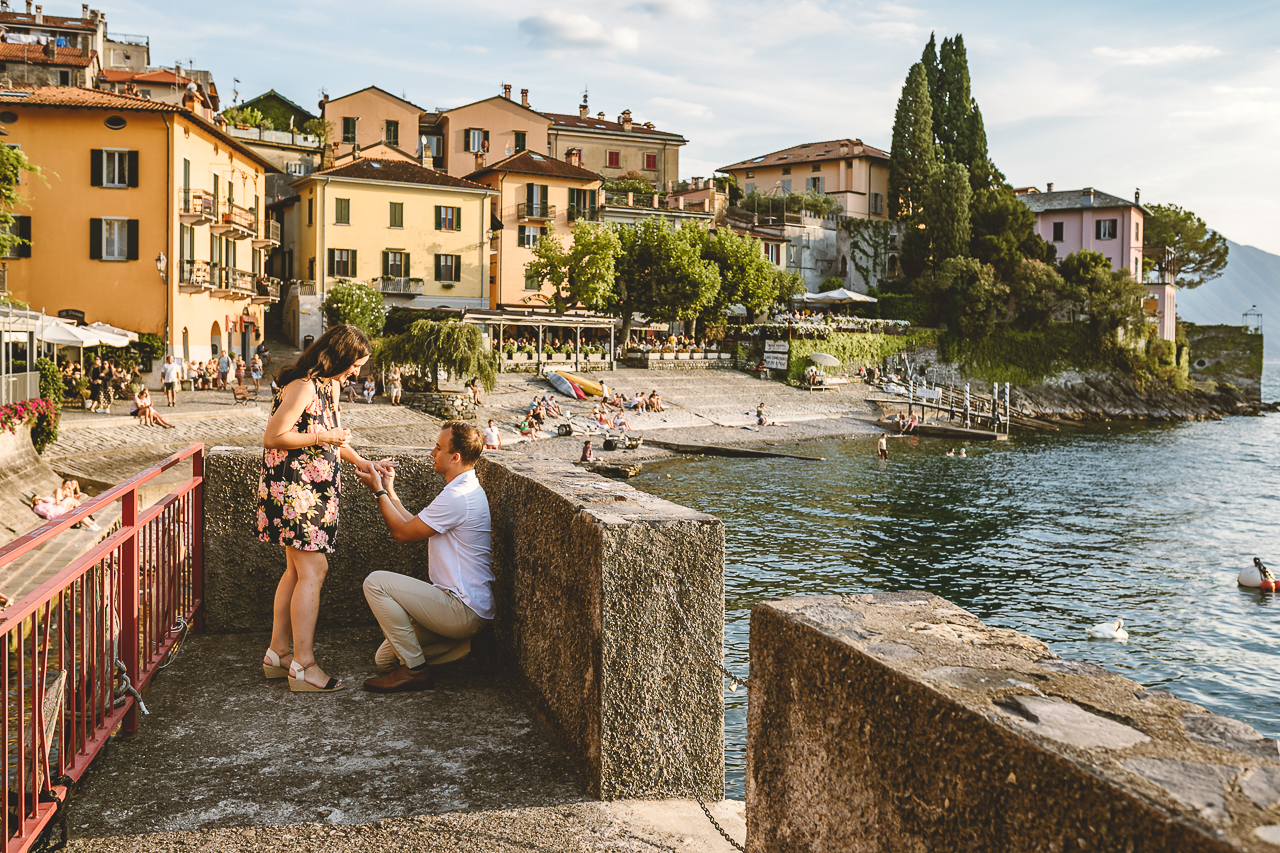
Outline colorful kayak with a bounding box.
[547,371,579,400]
[555,370,608,398]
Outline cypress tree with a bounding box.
[936,36,973,163]
[888,62,937,222]
[926,162,973,266]
[921,33,942,146]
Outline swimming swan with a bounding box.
[1238,557,1277,592]
[1087,619,1129,641]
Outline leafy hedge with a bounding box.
[938,325,1113,385]
[786,329,939,383]
[875,293,924,324]
[32,357,61,453]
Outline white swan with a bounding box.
[1087,619,1129,641]
[1238,557,1277,591]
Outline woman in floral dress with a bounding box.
[257,324,390,692]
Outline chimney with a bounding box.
[520,88,528,108]
[80,39,88,57]
[620,109,632,132]
[1082,187,1094,206]
[565,148,581,168]
[1046,182,1054,192]
[644,122,654,129]
[840,141,850,156]
[579,102,589,119]
[82,2,87,16]
[25,1,32,14]
[597,112,605,120]
[693,177,702,190]
[475,150,486,169]
[33,4,41,23]
[1134,188,1141,204]
[319,93,329,115]
[502,84,511,99]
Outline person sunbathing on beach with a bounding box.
[612,412,631,431]
[648,391,664,412]
[518,417,537,441]
[629,392,648,412]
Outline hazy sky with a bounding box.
[102,0,1279,253]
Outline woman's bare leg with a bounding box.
[267,548,297,667]
[289,548,334,687]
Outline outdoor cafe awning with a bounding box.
[795,288,878,304]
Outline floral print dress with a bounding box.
[256,377,341,553]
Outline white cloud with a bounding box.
[1092,44,1222,66]
[517,12,640,53]
[648,96,713,120]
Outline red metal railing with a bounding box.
[0,445,203,853]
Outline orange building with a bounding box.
[0,87,279,379]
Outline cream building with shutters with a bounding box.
[288,158,495,315]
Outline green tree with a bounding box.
[0,143,38,258]
[969,186,1055,281]
[32,356,62,454]
[1007,258,1069,330]
[700,228,779,321]
[913,256,1006,337]
[888,62,937,222]
[930,35,1002,192]
[603,170,655,194]
[774,269,806,304]
[322,281,386,340]
[610,218,720,343]
[926,162,973,266]
[222,106,273,130]
[714,173,744,206]
[524,223,622,313]
[1059,250,1145,334]
[375,320,494,393]
[1142,203,1229,288]
[921,33,942,145]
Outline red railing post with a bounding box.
[120,487,140,736]
[191,445,205,634]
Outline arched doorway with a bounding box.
[210,321,221,356]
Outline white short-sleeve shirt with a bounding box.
[482,425,499,445]
[416,469,494,619]
[161,362,180,383]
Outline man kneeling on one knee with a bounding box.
[356,420,493,693]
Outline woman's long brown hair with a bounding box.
[276,324,371,387]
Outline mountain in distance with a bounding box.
[1175,238,1278,360]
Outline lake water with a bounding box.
[633,361,1280,799]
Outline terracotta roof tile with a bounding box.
[543,111,684,140]
[310,158,491,190]
[466,149,602,182]
[719,139,889,173]
[0,11,95,30]
[0,85,182,111]
[99,69,192,85]
[0,42,95,67]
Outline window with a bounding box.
[0,216,30,259]
[466,128,489,152]
[308,256,316,279]
[745,171,754,179]
[524,269,540,290]
[435,205,460,231]
[382,250,409,278]
[781,179,792,193]
[1052,221,1064,242]
[307,198,314,226]
[806,177,825,193]
[58,70,70,86]
[514,131,526,153]
[643,153,658,171]
[342,117,357,143]
[812,164,822,172]
[781,166,791,175]
[606,150,621,168]
[385,120,399,147]
[327,248,356,277]
[252,247,262,275]
[1096,219,1117,240]
[745,182,755,194]
[103,115,127,130]
[90,217,137,261]
[763,242,780,265]
[387,202,403,228]
[91,149,137,188]
[869,192,884,215]
[517,225,544,248]
[335,198,350,224]
[435,254,461,282]
[1135,222,1140,242]
[286,162,310,176]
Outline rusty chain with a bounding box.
[659,575,749,692]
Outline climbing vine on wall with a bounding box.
[844,219,895,289]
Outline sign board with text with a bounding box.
[764,339,789,353]
[763,352,789,370]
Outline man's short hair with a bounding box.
[442,421,483,465]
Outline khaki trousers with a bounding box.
[362,570,485,669]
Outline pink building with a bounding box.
[1018,186,1175,341]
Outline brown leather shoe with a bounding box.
[362,664,433,693]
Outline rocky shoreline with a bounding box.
[1012,378,1276,422]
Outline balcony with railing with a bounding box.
[252,218,281,250]
[179,189,217,226]
[178,259,211,293]
[516,202,555,221]
[210,266,254,299]
[374,276,425,296]
[567,205,600,223]
[210,201,256,239]
[253,277,281,304]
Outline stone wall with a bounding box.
[408,391,476,421]
[748,593,1280,852]
[621,356,738,371]
[1185,323,1265,402]
[201,447,724,801]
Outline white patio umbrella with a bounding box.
[36,320,97,347]
[810,353,841,367]
[84,321,138,343]
[799,288,878,304]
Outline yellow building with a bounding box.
[465,150,602,310]
[420,86,551,178]
[289,158,495,314]
[719,139,891,221]
[0,86,279,378]
[320,86,422,162]
[546,102,685,191]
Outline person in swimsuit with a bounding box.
[257,324,392,693]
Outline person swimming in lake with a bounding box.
[877,432,888,460]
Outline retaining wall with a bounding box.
[748,593,1280,852]
[202,447,724,801]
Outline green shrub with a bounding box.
[32,357,61,453]
[786,329,938,383]
[876,293,924,324]
[322,281,386,339]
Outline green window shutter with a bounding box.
[126,219,139,260]
[182,158,190,191]
[403,252,410,276]
[434,254,441,280]
[127,151,139,188]
[327,248,335,276]
[89,150,102,187]
[89,219,101,259]
[349,249,357,277]
[434,205,441,230]
[381,251,389,276]
[518,225,526,245]
[526,183,534,206]
[16,216,30,257]
[589,189,597,210]
[454,207,461,231]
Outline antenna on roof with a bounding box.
[232,77,239,105]
[583,85,588,108]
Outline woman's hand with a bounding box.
[316,428,351,448]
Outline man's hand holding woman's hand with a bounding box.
[356,459,397,493]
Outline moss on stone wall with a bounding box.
[785,329,939,382]
[939,325,1111,385]
[1183,323,1264,400]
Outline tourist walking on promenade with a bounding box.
[387,366,402,406]
[257,324,390,693]
[250,354,263,392]
[216,351,230,390]
[160,355,180,407]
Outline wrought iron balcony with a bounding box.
[211,201,256,239]
[567,205,600,223]
[374,276,425,295]
[252,218,281,249]
[253,277,281,304]
[179,189,217,225]
[517,202,555,220]
[178,259,211,292]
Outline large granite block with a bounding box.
[748,593,1280,852]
